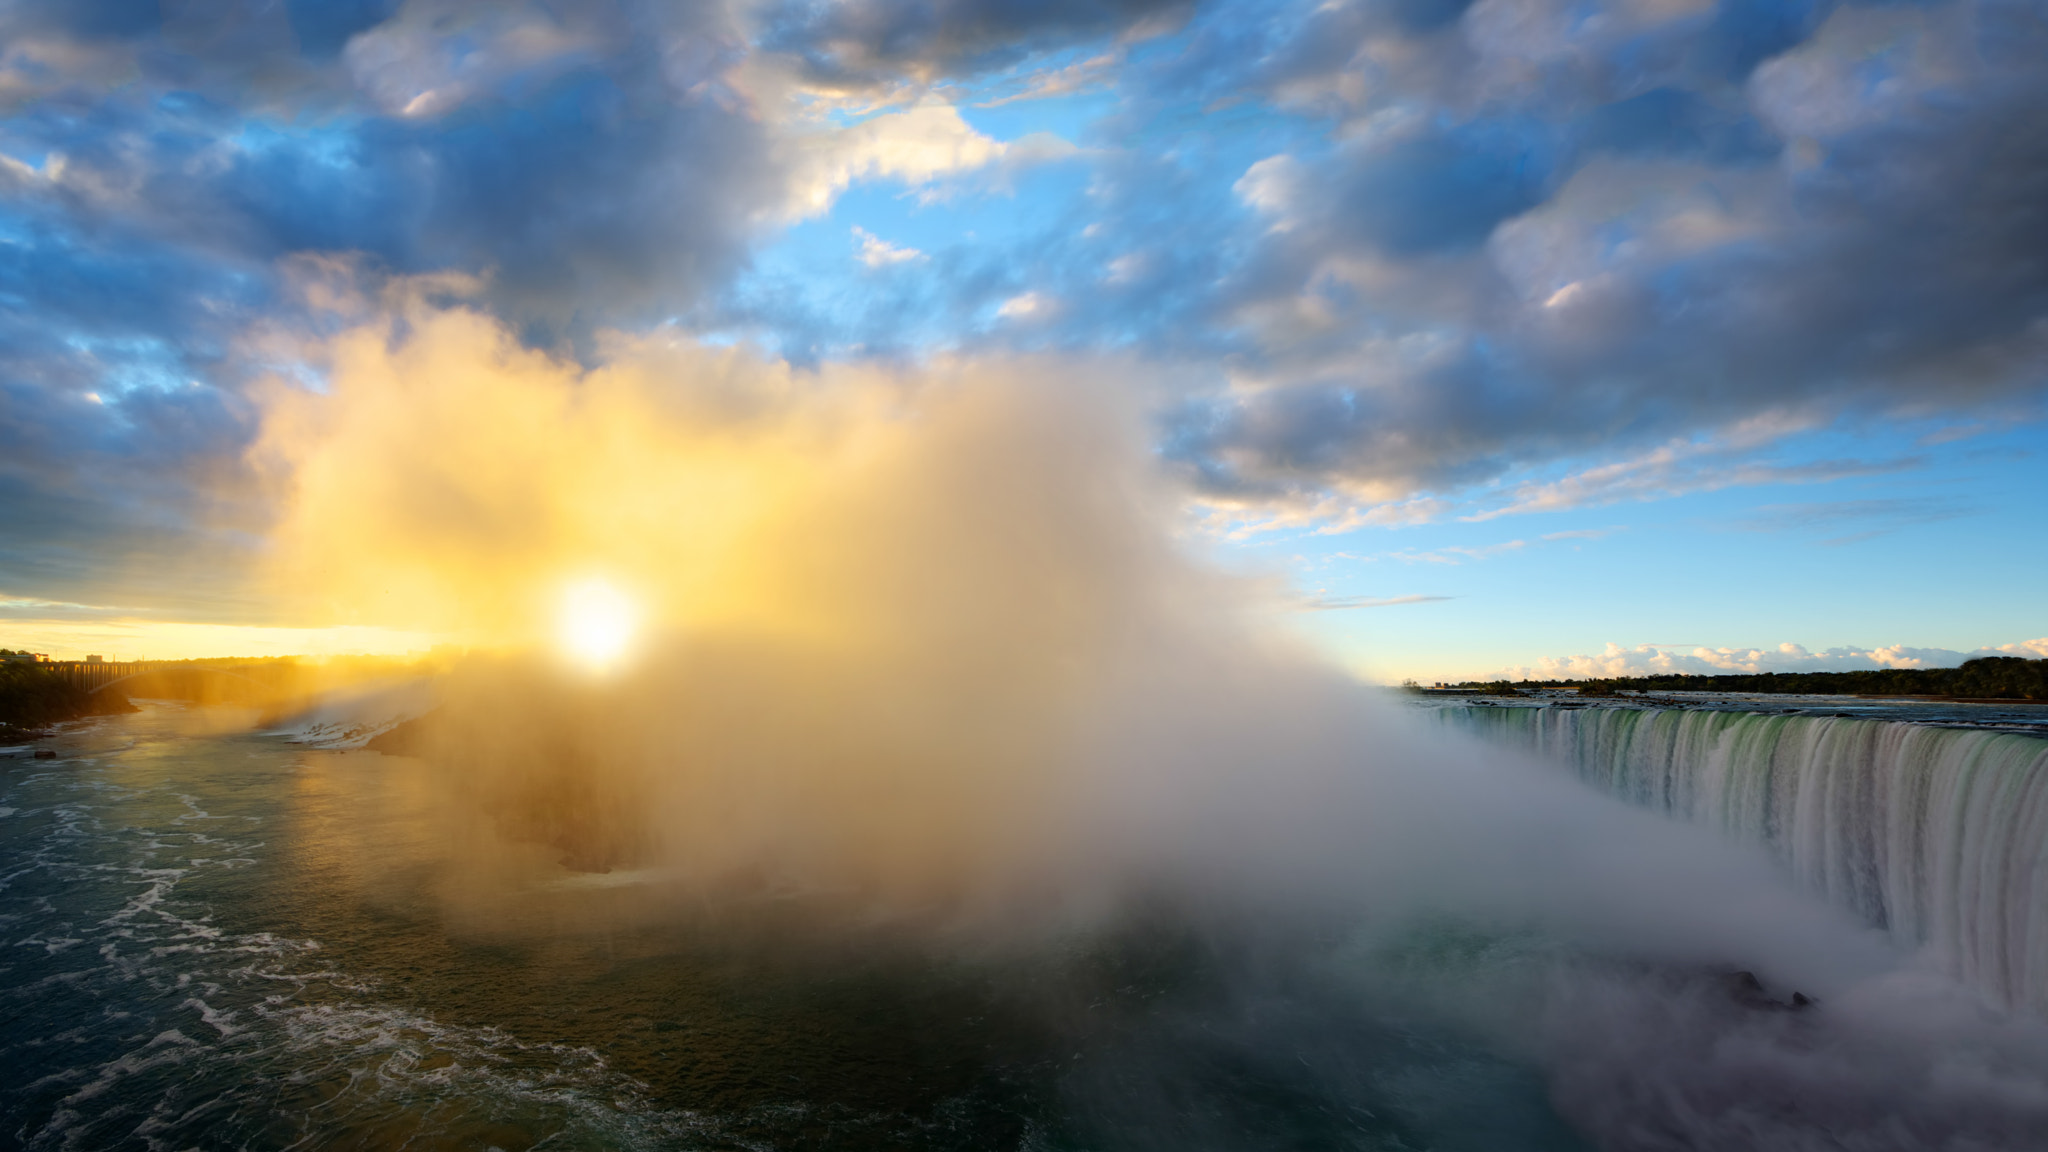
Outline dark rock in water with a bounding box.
[33,749,56,759]
[1725,970,1817,1012]
[1729,970,1767,1001]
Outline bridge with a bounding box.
[45,661,286,703]
[46,661,158,692]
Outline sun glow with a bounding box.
[253,306,1158,674]
[558,577,639,672]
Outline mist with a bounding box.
[254,301,2048,1147]
[256,305,1843,956]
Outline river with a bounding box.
[5,701,2046,1150]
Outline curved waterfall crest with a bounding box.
[1438,705,2048,1012]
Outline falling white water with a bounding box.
[1434,705,2048,1013]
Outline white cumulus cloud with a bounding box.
[1495,638,2048,681]
[773,98,1075,221]
[851,226,925,267]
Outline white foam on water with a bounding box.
[1,738,717,1152]
[265,678,437,749]
[539,867,687,890]
[182,997,244,1038]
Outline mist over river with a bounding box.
[6,702,2048,1151]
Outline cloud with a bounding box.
[0,1,787,614]
[1497,637,2048,681]
[7,0,2048,593]
[1299,593,1453,610]
[774,98,1073,220]
[1383,540,1526,565]
[1984,638,2048,660]
[0,0,776,336]
[755,0,1191,85]
[1467,443,1925,520]
[1149,0,2048,525]
[0,236,267,617]
[1732,498,1976,545]
[976,51,1122,106]
[0,593,134,619]
[343,1,610,119]
[852,225,925,267]
[241,299,1214,700]
[0,27,138,113]
[997,291,1056,320]
[0,0,388,112]
[1254,119,1560,257]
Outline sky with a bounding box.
[1,0,2045,683]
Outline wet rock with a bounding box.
[1726,970,1817,1012]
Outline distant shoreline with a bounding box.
[1420,655,2046,703]
[0,663,136,740]
[1411,688,2045,706]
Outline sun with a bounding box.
[557,577,639,672]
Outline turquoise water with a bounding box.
[0,704,1585,1151]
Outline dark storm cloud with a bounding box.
[0,0,778,609]
[756,0,1193,84]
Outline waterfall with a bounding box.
[1435,705,2048,1012]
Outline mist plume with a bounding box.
[239,302,2048,1146]
[254,302,1897,983]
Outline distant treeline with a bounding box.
[0,660,135,737]
[1448,656,2048,701]
[1,652,445,740]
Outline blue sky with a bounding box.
[1,0,2044,680]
